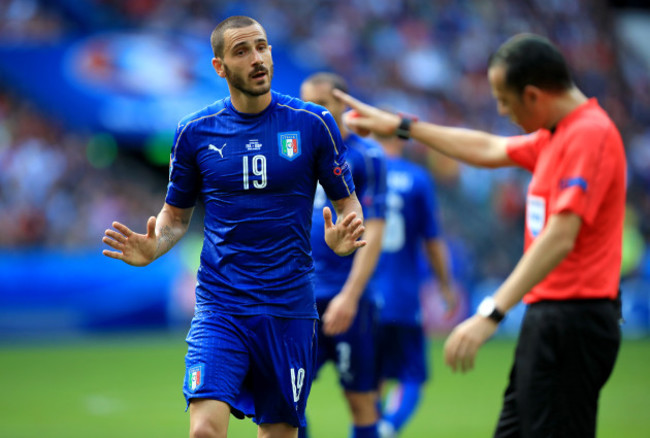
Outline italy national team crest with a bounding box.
[188,364,204,393]
[278,131,301,161]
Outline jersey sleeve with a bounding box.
[549,124,614,225]
[314,111,356,200]
[165,121,200,208]
[360,146,387,220]
[506,130,548,172]
[419,169,441,240]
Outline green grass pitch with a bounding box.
[1,333,648,437]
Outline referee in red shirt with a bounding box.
[334,33,624,438]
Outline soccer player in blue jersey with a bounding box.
[300,73,387,438]
[102,16,367,438]
[372,134,457,438]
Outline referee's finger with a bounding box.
[443,336,459,371]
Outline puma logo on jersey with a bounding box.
[209,143,226,158]
[322,110,329,116]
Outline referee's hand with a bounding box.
[443,314,498,373]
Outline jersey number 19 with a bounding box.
[243,155,267,190]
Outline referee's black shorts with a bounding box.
[494,298,621,438]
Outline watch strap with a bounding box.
[395,118,412,140]
[488,306,505,323]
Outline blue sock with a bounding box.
[298,425,309,438]
[383,382,421,432]
[352,423,378,438]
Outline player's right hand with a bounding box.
[322,292,358,336]
[102,216,157,267]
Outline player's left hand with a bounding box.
[440,284,459,320]
[323,207,366,256]
[443,314,498,373]
[322,292,359,336]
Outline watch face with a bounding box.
[478,297,495,316]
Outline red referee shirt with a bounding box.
[506,98,626,303]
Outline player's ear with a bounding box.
[212,57,226,78]
[522,84,541,105]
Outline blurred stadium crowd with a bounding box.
[0,0,648,309]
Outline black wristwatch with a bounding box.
[394,117,412,140]
[477,296,505,323]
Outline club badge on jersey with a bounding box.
[278,132,301,160]
[188,364,205,392]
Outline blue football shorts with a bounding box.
[378,323,429,384]
[183,310,318,427]
[315,297,380,392]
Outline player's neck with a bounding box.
[229,90,272,114]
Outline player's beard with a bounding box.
[224,63,273,97]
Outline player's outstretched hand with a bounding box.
[322,292,358,336]
[323,207,366,256]
[333,89,401,137]
[102,216,158,267]
[443,314,498,373]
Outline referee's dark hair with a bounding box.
[210,16,264,59]
[488,34,574,95]
[302,72,349,94]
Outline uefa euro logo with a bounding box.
[278,132,301,161]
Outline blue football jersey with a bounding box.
[374,157,440,325]
[310,133,387,300]
[166,91,355,318]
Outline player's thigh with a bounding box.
[334,299,380,392]
[248,316,318,428]
[183,311,250,409]
[258,422,298,438]
[189,398,231,438]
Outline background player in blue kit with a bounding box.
[101,16,366,438]
[372,134,457,438]
[300,73,387,438]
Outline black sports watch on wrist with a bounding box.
[477,296,505,323]
[394,117,412,140]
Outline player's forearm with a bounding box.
[493,213,582,313]
[339,219,385,301]
[410,122,512,168]
[331,192,364,224]
[154,203,193,260]
[425,239,452,290]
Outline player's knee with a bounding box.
[345,391,379,424]
[190,417,226,438]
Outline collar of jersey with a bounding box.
[224,91,278,119]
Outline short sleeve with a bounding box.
[165,122,200,208]
[506,130,549,172]
[549,125,614,225]
[314,111,356,201]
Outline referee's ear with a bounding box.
[212,57,226,78]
